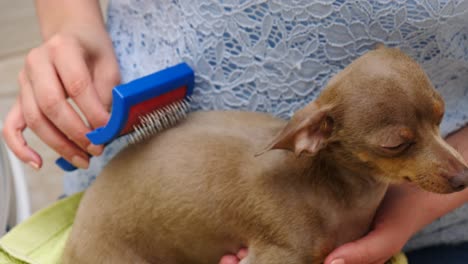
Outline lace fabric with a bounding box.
[106,0,468,136]
[64,0,468,250]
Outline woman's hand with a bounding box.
[2,0,120,170]
[324,184,426,264]
[219,126,468,264]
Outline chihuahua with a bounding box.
[62,46,468,264]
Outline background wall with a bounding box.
[0,0,108,213]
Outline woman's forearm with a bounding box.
[34,0,106,40]
[408,185,468,232]
[446,126,468,161]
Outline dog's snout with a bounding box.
[448,168,468,191]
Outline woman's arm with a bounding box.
[35,0,107,40]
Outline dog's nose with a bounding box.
[449,168,468,191]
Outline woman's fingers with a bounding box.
[3,16,118,167]
[219,255,239,264]
[50,36,110,130]
[92,50,121,111]
[24,46,102,157]
[4,35,113,169]
[19,67,90,169]
[218,248,248,264]
[237,248,248,259]
[2,99,42,169]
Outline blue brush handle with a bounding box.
[55,63,194,172]
[56,157,82,171]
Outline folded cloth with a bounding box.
[0,192,83,264]
[0,191,407,264]
[389,253,408,264]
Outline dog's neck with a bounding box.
[306,150,388,207]
[261,149,388,209]
[259,149,388,247]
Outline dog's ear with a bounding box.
[260,102,334,157]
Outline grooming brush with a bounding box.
[56,63,195,171]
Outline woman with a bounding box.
[3,1,468,263]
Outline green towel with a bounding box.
[0,192,83,264]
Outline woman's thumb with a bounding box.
[324,229,400,264]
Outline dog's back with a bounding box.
[63,111,293,263]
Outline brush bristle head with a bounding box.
[127,97,191,144]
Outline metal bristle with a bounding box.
[127,97,192,144]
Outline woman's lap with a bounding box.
[406,242,468,264]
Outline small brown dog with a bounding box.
[62,46,468,264]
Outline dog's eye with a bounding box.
[381,142,413,154]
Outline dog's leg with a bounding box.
[62,232,151,264]
[240,244,314,264]
[62,245,151,264]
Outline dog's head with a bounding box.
[265,46,468,194]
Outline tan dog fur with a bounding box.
[62,47,468,264]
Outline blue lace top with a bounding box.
[64,0,468,251]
